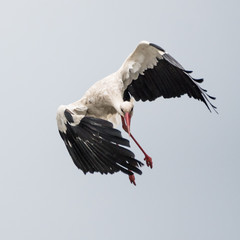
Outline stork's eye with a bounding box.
[120,108,124,114]
[131,107,134,112]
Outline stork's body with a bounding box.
[81,73,123,121]
[57,41,217,185]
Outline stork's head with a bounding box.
[119,101,134,135]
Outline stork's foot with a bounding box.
[129,173,136,186]
[144,155,153,169]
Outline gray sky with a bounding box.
[1,0,239,239]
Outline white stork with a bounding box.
[56,41,217,185]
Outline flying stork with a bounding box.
[56,41,217,185]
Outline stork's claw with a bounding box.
[144,155,153,168]
[129,174,136,186]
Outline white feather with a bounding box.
[117,41,163,90]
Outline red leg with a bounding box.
[121,117,153,168]
[130,134,153,169]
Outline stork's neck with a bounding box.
[112,97,125,116]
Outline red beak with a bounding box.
[124,112,131,135]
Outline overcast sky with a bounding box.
[1,0,239,239]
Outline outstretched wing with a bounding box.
[56,106,143,176]
[118,41,217,112]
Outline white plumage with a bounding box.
[56,41,216,185]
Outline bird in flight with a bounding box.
[56,41,217,185]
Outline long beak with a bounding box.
[124,112,131,135]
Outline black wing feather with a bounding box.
[59,117,143,175]
[124,44,217,112]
